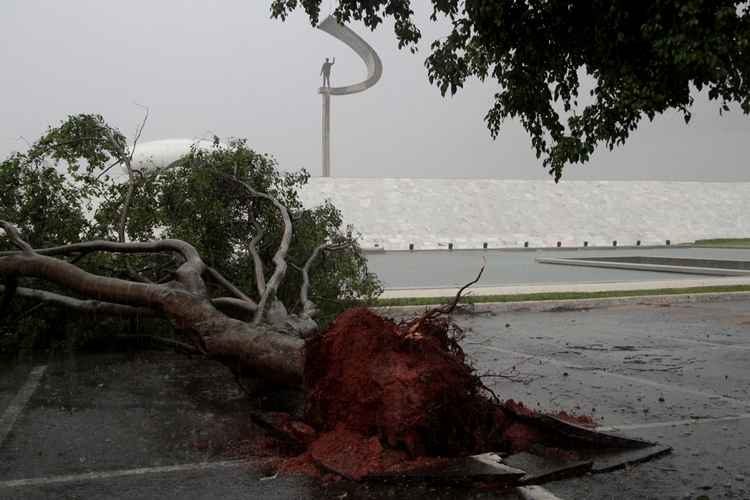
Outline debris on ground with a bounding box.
[259,307,669,485]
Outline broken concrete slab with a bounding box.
[368,453,526,485]
[503,451,592,485]
[587,443,673,473]
[519,413,655,449]
[517,413,673,474]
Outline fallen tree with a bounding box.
[1,115,668,483]
[0,115,538,474]
[2,217,313,386]
[0,111,518,470]
[0,114,380,376]
[0,215,545,475]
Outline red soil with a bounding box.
[305,308,507,458]
[260,412,317,445]
[309,424,409,480]
[555,410,597,428]
[501,423,544,452]
[504,399,538,418]
[284,308,592,480]
[277,452,325,478]
[279,430,451,481]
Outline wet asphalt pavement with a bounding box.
[1,297,749,499]
[457,297,750,499]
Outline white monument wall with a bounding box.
[299,178,750,250]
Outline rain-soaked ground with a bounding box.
[1,297,750,499]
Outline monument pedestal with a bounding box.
[320,88,331,177]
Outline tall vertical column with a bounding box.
[321,90,331,177]
[317,15,383,177]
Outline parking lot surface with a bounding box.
[2,297,749,499]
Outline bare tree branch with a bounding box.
[118,106,149,244]
[205,267,257,306]
[409,259,486,334]
[95,158,124,180]
[248,223,266,296]
[0,220,34,255]
[0,284,162,318]
[0,221,306,386]
[112,108,155,284]
[117,175,141,241]
[0,238,206,294]
[211,297,258,321]
[229,177,292,325]
[0,251,196,313]
[300,243,326,318]
[2,239,191,260]
[433,258,485,316]
[481,371,541,386]
[125,266,155,284]
[298,241,351,319]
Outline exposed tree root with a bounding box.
[277,307,581,481]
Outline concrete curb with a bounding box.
[374,291,750,316]
[379,276,750,299]
[535,257,750,276]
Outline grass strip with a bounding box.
[693,238,750,248]
[375,285,750,307]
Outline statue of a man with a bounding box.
[321,57,335,87]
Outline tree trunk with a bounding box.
[0,221,308,387]
[178,299,306,387]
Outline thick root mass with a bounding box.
[301,308,516,473]
[271,308,600,480]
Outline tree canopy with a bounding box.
[272,1,750,180]
[1,115,380,355]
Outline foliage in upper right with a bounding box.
[273,1,750,180]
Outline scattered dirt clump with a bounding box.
[277,452,326,479]
[555,410,596,428]
[309,424,409,480]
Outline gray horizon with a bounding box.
[2,0,749,182]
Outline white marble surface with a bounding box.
[299,178,750,250]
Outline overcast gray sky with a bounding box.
[2,0,749,181]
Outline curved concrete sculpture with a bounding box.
[317,15,383,177]
[316,15,383,95]
[126,17,383,179]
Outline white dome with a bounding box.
[129,139,216,173]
